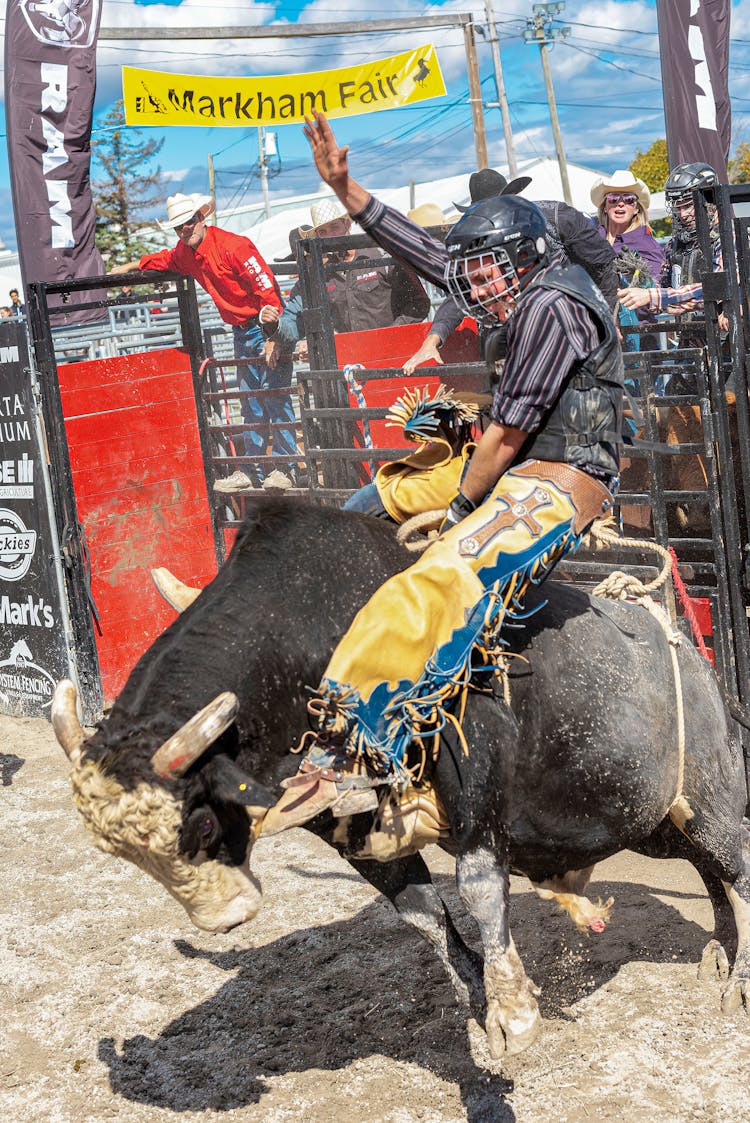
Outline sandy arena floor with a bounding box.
[1,712,748,1122]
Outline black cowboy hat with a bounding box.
[275,224,313,262]
[453,167,533,212]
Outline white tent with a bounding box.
[220,156,623,264]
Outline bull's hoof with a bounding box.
[485,997,542,1060]
[698,938,730,982]
[721,975,749,1014]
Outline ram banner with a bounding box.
[4,0,105,320]
[123,44,446,128]
[656,0,731,177]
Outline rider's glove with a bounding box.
[439,491,477,535]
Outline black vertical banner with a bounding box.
[657,0,731,178]
[0,319,71,715]
[3,0,105,323]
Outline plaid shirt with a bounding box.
[646,233,723,315]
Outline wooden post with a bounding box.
[464,20,488,170]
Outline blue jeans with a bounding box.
[342,482,394,520]
[233,323,298,481]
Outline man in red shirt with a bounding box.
[115,192,298,490]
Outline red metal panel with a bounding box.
[58,348,218,704]
[334,320,481,450]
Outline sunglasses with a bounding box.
[175,213,202,234]
[605,193,638,206]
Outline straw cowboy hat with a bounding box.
[407,202,449,228]
[161,192,215,230]
[454,167,533,211]
[310,198,350,231]
[590,171,650,211]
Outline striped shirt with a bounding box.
[490,282,600,432]
[354,194,600,434]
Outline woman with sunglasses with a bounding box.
[591,171,664,352]
[591,171,664,279]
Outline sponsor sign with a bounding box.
[657,0,731,177]
[123,44,446,127]
[0,509,37,581]
[0,639,56,711]
[0,320,69,716]
[4,0,105,323]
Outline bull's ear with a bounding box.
[206,755,276,809]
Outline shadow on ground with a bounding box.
[98,873,712,1120]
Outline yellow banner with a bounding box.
[123,45,446,128]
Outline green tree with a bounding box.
[729,141,750,184]
[91,101,167,266]
[630,138,670,192]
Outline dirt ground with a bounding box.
[1,713,748,1123]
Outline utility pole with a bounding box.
[483,0,518,177]
[464,20,488,169]
[257,128,271,219]
[523,2,572,204]
[207,152,215,222]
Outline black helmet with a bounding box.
[665,162,717,238]
[444,196,548,323]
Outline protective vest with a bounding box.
[537,201,569,266]
[670,228,721,290]
[514,264,624,479]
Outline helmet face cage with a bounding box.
[667,192,698,238]
[445,247,520,322]
[665,162,718,240]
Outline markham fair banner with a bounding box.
[123,45,446,128]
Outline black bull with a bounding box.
[55,498,750,1058]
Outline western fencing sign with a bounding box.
[123,44,446,127]
[4,0,105,323]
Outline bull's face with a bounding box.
[53,682,274,933]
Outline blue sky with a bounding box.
[1,0,749,252]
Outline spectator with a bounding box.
[113,284,138,324]
[403,168,618,374]
[113,192,299,493]
[590,170,663,351]
[590,171,664,279]
[619,162,722,324]
[264,199,430,366]
[8,289,25,320]
[0,307,12,319]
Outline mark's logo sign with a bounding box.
[0,508,37,581]
[19,0,101,48]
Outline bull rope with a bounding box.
[397,511,688,812]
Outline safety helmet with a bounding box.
[665,162,717,238]
[444,196,549,323]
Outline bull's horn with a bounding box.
[151,567,201,613]
[151,692,239,778]
[52,679,86,764]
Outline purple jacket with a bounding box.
[597,223,664,282]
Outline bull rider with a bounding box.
[268,113,624,839]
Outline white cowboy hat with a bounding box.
[590,171,650,211]
[310,198,349,231]
[162,192,215,230]
[407,202,449,228]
